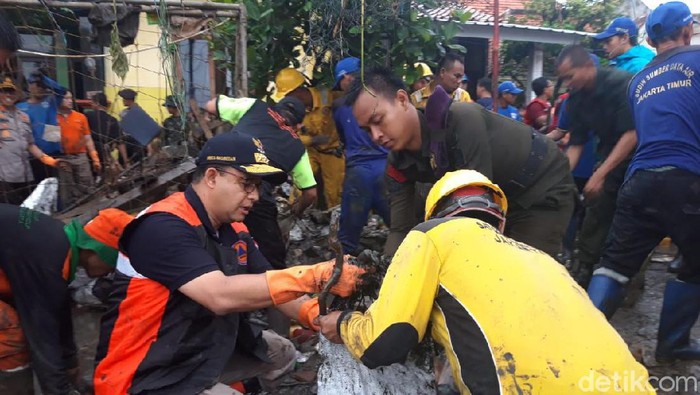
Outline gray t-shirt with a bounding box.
[0,108,35,183]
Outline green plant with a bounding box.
[210,0,468,95]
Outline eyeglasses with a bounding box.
[216,168,261,194]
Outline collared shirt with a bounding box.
[385,103,573,254]
[567,68,635,158]
[410,80,472,110]
[94,186,271,394]
[0,107,34,182]
[16,76,66,154]
[626,45,700,178]
[567,68,635,191]
[498,104,522,121]
[57,110,91,154]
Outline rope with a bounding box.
[16,20,228,59]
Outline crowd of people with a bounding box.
[0,1,698,394]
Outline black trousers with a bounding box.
[599,168,700,284]
[244,182,287,269]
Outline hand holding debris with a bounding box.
[265,257,365,305]
[316,310,344,344]
[298,297,321,331]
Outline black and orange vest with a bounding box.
[94,191,267,395]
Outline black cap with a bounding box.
[196,132,287,183]
[273,96,306,125]
[163,95,177,107]
[118,89,137,100]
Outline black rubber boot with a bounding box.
[655,279,700,362]
[586,274,625,319]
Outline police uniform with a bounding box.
[338,217,654,394]
[386,102,575,257]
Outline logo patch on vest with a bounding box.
[233,240,248,266]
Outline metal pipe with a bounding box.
[491,0,500,113]
[236,3,248,97]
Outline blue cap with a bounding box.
[594,17,638,40]
[461,75,469,82]
[334,57,360,90]
[646,2,697,41]
[498,81,523,95]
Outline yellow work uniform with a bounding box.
[299,87,344,208]
[340,217,655,395]
[411,80,471,110]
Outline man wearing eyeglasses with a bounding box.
[348,68,575,259]
[94,132,365,395]
[410,52,471,110]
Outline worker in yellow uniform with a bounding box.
[272,68,344,208]
[318,169,655,395]
[409,62,433,93]
[410,53,471,110]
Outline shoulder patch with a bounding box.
[386,163,408,183]
[233,240,248,266]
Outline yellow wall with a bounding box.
[103,13,171,123]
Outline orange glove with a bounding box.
[39,154,58,167]
[265,258,365,305]
[89,150,101,172]
[298,298,320,331]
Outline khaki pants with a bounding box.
[57,154,94,208]
[309,149,345,208]
[200,330,296,394]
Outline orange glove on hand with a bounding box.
[265,258,365,305]
[298,298,320,331]
[39,154,58,167]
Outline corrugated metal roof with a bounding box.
[413,1,495,23]
[414,1,594,38]
[462,20,595,37]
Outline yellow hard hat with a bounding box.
[271,68,306,102]
[414,62,433,79]
[425,170,508,230]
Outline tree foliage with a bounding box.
[500,0,623,79]
[521,0,623,31]
[211,0,468,96]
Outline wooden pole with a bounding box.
[491,0,500,113]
